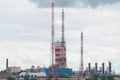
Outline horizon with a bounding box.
[0,0,120,74]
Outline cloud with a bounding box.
[0,0,120,73]
[82,0,120,8]
[29,0,77,8]
[29,0,120,8]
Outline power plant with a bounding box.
[0,0,119,80]
[54,9,67,68]
[51,0,66,69]
[46,1,72,77]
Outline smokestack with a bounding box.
[95,63,98,73]
[80,32,84,73]
[51,0,55,66]
[6,58,9,78]
[61,9,67,68]
[108,61,112,74]
[6,58,8,74]
[102,63,105,74]
[62,9,65,43]
[88,63,91,73]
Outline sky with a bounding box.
[0,0,120,73]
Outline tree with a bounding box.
[54,78,58,80]
[24,75,29,80]
[30,77,37,80]
[46,76,52,80]
[101,76,107,80]
[7,76,16,80]
[107,75,114,80]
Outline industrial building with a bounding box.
[19,0,114,78]
[54,9,66,68]
[47,0,72,77]
[50,1,67,69]
[46,68,72,77]
[19,72,46,79]
[26,65,46,73]
[0,0,118,80]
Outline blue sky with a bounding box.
[0,0,120,74]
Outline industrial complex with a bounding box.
[0,1,119,80]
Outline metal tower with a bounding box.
[51,0,55,67]
[62,9,65,43]
[61,9,66,68]
[80,32,84,73]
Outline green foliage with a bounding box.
[64,76,70,78]
[23,75,37,80]
[101,76,107,80]
[54,78,58,80]
[86,74,98,80]
[24,75,29,80]
[93,74,98,80]
[86,78,94,80]
[7,76,16,80]
[30,77,37,80]
[46,76,52,80]
[107,75,114,80]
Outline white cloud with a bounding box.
[29,0,120,8]
[0,0,120,73]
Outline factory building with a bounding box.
[84,62,113,77]
[50,1,67,69]
[26,65,45,73]
[8,67,21,74]
[54,41,66,68]
[46,68,72,77]
[19,72,46,79]
[19,65,46,79]
[4,58,21,77]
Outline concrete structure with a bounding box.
[8,67,21,74]
[54,41,66,68]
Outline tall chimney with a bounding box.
[62,9,65,43]
[6,58,9,78]
[88,63,91,73]
[108,61,112,74]
[6,58,8,73]
[61,9,67,68]
[95,63,98,73]
[51,0,55,67]
[80,32,84,73]
[102,63,105,74]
